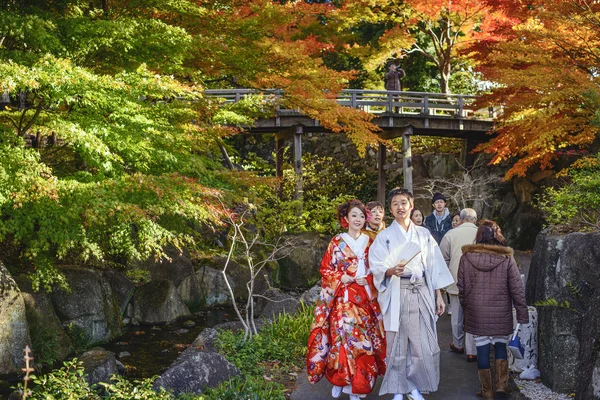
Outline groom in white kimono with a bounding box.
[369,188,454,400]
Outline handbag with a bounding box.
[508,323,525,359]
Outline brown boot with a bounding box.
[477,369,494,399]
[495,359,509,394]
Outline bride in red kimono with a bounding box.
[307,199,386,400]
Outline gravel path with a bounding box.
[514,379,572,400]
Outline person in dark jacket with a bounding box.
[424,192,452,244]
[457,220,529,399]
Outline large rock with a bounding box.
[137,246,202,305]
[153,348,239,395]
[300,284,321,306]
[0,262,30,374]
[14,275,72,363]
[526,231,600,399]
[102,269,134,316]
[206,256,272,302]
[503,203,543,250]
[257,288,300,318]
[196,266,233,307]
[79,348,119,386]
[133,280,191,324]
[276,233,329,289]
[49,268,122,346]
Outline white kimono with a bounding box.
[369,220,454,332]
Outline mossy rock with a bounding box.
[133,280,191,324]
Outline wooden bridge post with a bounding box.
[294,125,303,200]
[275,135,284,179]
[402,126,413,193]
[377,143,386,205]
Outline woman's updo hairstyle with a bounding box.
[337,199,369,229]
[475,219,506,246]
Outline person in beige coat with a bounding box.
[439,208,477,361]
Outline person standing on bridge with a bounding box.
[369,188,454,400]
[385,63,405,113]
[307,199,386,400]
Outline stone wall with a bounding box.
[526,230,600,400]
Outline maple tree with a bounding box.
[472,1,600,179]
[0,0,382,289]
[343,0,511,94]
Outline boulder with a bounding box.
[191,328,218,350]
[300,284,321,306]
[196,266,233,306]
[424,153,457,179]
[79,348,119,386]
[205,257,272,302]
[102,269,134,316]
[276,233,329,289]
[153,348,239,395]
[14,275,72,363]
[258,288,300,318]
[133,280,191,324]
[503,203,543,250]
[526,231,600,399]
[137,246,202,305]
[49,267,122,346]
[0,262,30,374]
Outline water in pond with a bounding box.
[0,308,235,399]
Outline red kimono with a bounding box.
[306,234,386,394]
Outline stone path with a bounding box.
[292,312,526,400]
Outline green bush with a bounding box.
[101,375,172,399]
[195,376,286,400]
[23,359,100,400]
[215,303,313,376]
[538,153,600,231]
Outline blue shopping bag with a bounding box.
[508,323,525,359]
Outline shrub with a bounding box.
[538,153,600,231]
[214,302,313,376]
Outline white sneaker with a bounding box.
[349,395,361,400]
[410,389,425,400]
[331,385,343,399]
[393,395,404,400]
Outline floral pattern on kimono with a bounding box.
[306,234,386,395]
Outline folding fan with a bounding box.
[383,241,421,274]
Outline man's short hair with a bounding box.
[366,201,384,211]
[387,187,414,208]
[460,208,477,222]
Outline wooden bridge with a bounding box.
[204,89,496,203]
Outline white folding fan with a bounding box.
[383,241,422,274]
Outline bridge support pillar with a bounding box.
[463,138,480,168]
[377,143,386,205]
[402,126,413,193]
[294,125,303,200]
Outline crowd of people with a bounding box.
[306,189,529,400]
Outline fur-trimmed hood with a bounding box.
[461,244,514,256]
[461,244,514,272]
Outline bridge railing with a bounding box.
[204,89,496,119]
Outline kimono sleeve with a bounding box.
[426,230,455,290]
[320,238,343,292]
[368,232,389,293]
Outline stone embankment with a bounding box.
[526,230,600,400]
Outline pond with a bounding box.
[0,308,235,399]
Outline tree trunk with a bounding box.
[440,61,451,94]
